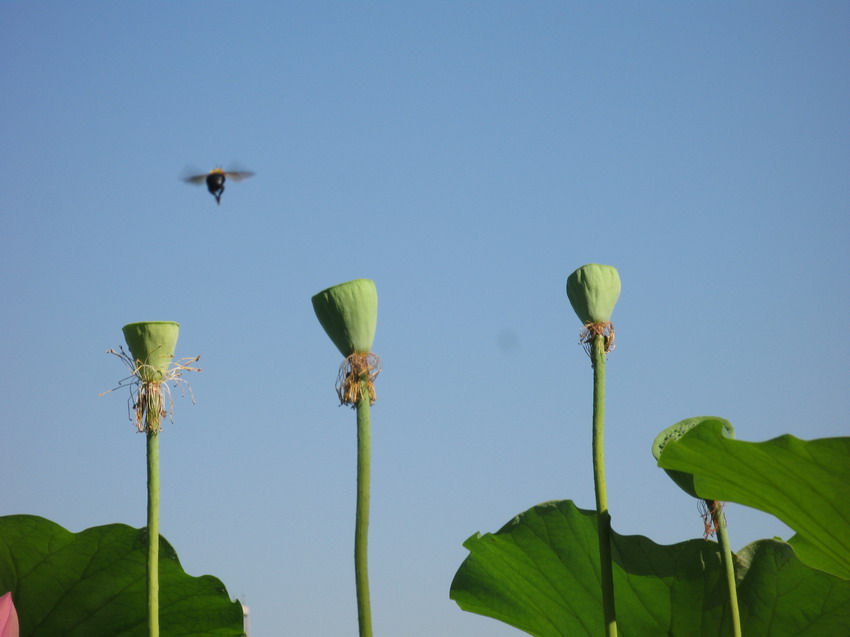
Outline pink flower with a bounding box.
[0,593,19,637]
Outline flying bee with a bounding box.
[184,167,255,204]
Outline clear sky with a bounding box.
[2,3,848,636]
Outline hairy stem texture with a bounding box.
[355,392,374,637]
[712,502,742,637]
[591,335,617,637]
[146,430,160,637]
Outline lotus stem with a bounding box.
[147,425,160,637]
[109,322,197,637]
[709,501,742,637]
[567,264,620,636]
[591,334,617,637]
[355,391,373,637]
[311,279,379,636]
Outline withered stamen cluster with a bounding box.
[336,352,381,407]
[699,499,725,539]
[101,348,201,433]
[580,321,616,356]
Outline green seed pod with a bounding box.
[566,264,621,324]
[121,321,180,382]
[312,279,378,356]
[652,417,735,498]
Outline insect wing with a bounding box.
[223,171,255,182]
[184,173,209,185]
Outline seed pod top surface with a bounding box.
[121,321,180,382]
[312,279,378,356]
[566,264,621,324]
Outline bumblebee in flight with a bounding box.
[184,168,255,204]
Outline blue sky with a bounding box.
[2,3,848,636]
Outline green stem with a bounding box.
[710,501,742,637]
[355,392,373,637]
[146,428,160,637]
[591,335,617,637]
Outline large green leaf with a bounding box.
[736,539,850,635]
[450,500,850,636]
[656,418,850,579]
[0,515,244,637]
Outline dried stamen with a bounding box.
[336,352,381,407]
[101,347,201,433]
[580,321,615,356]
[699,499,725,539]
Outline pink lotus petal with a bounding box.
[0,593,19,637]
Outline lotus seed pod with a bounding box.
[121,321,180,382]
[566,264,621,324]
[312,279,378,356]
[652,417,735,498]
